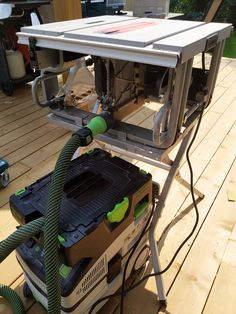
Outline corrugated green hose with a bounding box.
[0,284,25,314]
[44,134,82,314]
[44,115,109,314]
[0,115,110,314]
[0,217,44,314]
[0,135,83,314]
[0,217,45,262]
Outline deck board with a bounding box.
[0,56,236,313]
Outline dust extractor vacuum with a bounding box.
[0,114,154,314]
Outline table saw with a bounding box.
[14,15,231,312]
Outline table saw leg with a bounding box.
[149,129,193,303]
[175,172,205,199]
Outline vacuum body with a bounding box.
[10,149,153,313]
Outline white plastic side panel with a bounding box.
[153,22,232,61]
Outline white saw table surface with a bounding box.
[63,18,204,48]
[20,15,137,36]
[18,16,232,68]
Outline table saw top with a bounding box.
[17,15,232,67]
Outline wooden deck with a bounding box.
[0,55,236,314]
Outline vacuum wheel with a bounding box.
[152,182,160,200]
[23,282,33,298]
[0,170,10,188]
[160,300,167,307]
[1,81,13,96]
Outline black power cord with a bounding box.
[89,198,156,314]
[89,105,205,314]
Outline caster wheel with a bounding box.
[0,170,10,188]
[23,282,33,298]
[160,300,167,307]
[152,182,160,199]
[1,81,13,96]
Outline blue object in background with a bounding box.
[0,158,10,188]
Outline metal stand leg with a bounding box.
[175,172,205,199]
[149,130,194,302]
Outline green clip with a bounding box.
[134,202,149,220]
[35,245,40,253]
[58,235,65,245]
[15,188,26,196]
[139,169,148,175]
[107,197,129,223]
[60,264,72,279]
[87,149,94,155]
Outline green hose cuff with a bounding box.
[74,115,109,146]
[86,116,107,138]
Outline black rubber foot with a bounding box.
[23,282,33,298]
[152,182,160,199]
[1,81,13,96]
[160,300,167,307]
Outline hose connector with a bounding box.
[74,112,114,146]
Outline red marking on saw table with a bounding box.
[97,21,159,34]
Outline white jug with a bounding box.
[6,50,26,80]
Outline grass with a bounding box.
[223,30,236,58]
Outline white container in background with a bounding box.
[6,50,26,80]
[132,0,170,18]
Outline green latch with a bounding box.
[15,188,26,196]
[59,264,72,279]
[107,197,129,223]
[134,202,149,220]
[58,235,65,245]
[139,169,148,175]
[35,245,40,253]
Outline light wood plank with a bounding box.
[0,252,22,286]
[0,101,45,125]
[157,151,236,314]
[8,163,31,182]
[0,116,48,147]
[53,0,82,21]
[5,127,69,166]
[0,99,35,119]
[1,124,57,157]
[203,263,236,314]
[0,95,31,112]
[124,115,236,314]
[0,108,48,134]
[150,96,236,241]
[205,0,223,22]
[21,133,71,168]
